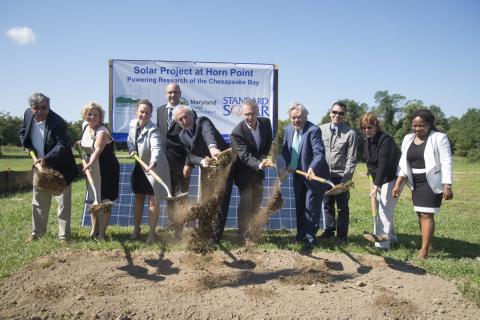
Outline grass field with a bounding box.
[0,153,479,305]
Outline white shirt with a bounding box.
[246,120,261,150]
[31,119,46,157]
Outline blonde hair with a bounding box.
[81,102,105,123]
[359,112,380,131]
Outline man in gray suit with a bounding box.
[156,83,191,238]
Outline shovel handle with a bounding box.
[369,176,377,217]
[295,170,335,187]
[29,150,44,173]
[81,158,99,204]
[132,154,173,198]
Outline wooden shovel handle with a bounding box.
[295,169,329,184]
[369,176,377,217]
[81,158,99,204]
[29,150,44,173]
[132,154,173,198]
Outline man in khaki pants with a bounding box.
[19,92,79,242]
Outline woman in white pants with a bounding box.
[360,113,401,249]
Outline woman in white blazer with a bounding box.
[392,109,453,259]
[127,99,171,244]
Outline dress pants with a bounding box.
[323,176,350,240]
[31,178,72,240]
[373,180,398,249]
[293,175,323,244]
[237,176,263,238]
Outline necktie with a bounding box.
[167,108,173,128]
[291,129,300,170]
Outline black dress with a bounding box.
[406,140,442,213]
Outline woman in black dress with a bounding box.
[392,109,453,258]
[79,102,120,240]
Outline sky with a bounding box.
[1,0,479,123]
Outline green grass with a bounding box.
[0,157,479,305]
[0,147,133,171]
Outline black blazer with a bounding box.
[230,117,273,189]
[178,116,229,166]
[157,104,189,168]
[19,108,79,185]
[364,131,401,186]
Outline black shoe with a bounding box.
[318,231,334,239]
[336,238,348,246]
[302,240,315,252]
[293,234,305,243]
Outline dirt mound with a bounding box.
[0,249,478,319]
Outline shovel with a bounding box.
[28,150,66,195]
[363,176,388,243]
[295,169,353,196]
[75,146,112,215]
[132,154,188,201]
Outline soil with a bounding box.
[1,249,478,320]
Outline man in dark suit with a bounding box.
[230,100,273,240]
[282,103,329,250]
[174,105,233,243]
[19,92,79,242]
[156,83,191,238]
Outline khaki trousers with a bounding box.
[31,177,72,240]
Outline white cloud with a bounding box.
[5,26,36,46]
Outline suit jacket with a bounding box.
[19,108,79,185]
[398,130,452,193]
[319,122,357,182]
[231,117,272,189]
[282,121,329,192]
[178,116,229,166]
[127,119,171,199]
[157,104,189,169]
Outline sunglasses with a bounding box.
[331,110,345,116]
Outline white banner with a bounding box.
[110,60,275,141]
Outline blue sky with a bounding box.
[1,0,479,122]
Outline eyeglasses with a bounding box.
[362,126,374,130]
[331,110,345,116]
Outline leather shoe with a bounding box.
[318,231,334,239]
[293,234,305,243]
[25,234,40,243]
[336,238,348,246]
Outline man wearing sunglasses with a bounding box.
[319,101,357,245]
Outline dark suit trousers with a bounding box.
[323,176,350,240]
[293,175,323,244]
[237,176,263,238]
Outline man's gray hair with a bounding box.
[287,102,309,119]
[173,104,194,121]
[242,99,259,114]
[29,92,50,108]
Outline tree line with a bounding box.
[1,90,479,161]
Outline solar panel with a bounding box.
[81,163,324,230]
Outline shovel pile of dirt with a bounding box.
[245,178,284,242]
[169,153,235,253]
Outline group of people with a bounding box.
[20,86,453,259]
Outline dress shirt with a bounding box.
[32,119,46,157]
[246,120,261,150]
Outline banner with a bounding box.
[110,60,276,142]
